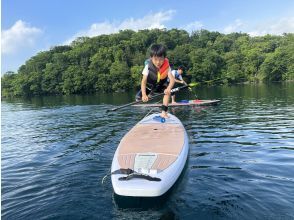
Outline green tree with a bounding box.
[131,65,144,88]
[259,50,288,81]
[109,60,132,92]
[223,51,245,83]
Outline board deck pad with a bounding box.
[134,153,157,173]
[117,122,184,170]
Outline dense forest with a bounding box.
[1,29,294,97]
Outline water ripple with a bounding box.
[2,85,294,219]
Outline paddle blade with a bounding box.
[188,82,199,87]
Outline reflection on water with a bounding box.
[2,83,294,219]
[113,193,170,209]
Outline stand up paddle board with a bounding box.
[133,99,220,107]
[111,113,189,197]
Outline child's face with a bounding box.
[178,69,183,74]
[151,56,165,69]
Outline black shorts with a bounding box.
[135,83,168,101]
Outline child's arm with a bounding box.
[175,74,186,84]
[165,70,175,95]
[141,75,149,102]
[178,78,187,85]
[174,78,185,84]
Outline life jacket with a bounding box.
[145,58,170,88]
[174,70,181,80]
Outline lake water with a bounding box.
[1,83,294,219]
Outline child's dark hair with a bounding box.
[178,66,184,71]
[149,44,167,57]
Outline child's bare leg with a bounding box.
[171,95,176,104]
[160,94,170,118]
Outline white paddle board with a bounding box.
[111,113,189,197]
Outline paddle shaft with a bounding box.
[107,84,189,112]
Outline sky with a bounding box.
[1,0,294,74]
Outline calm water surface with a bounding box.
[2,83,294,219]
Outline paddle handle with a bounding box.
[106,92,162,112]
[107,100,142,112]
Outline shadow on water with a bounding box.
[113,192,171,210]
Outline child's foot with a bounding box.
[160,112,169,118]
[171,101,177,104]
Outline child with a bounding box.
[135,44,175,118]
[170,66,187,104]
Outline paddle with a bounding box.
[106,83,198,112]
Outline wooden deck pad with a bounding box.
[118,123,185,170]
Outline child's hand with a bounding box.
[164,88,171,95]
[142,94,149,102]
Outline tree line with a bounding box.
[2,29,294,97]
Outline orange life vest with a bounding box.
[146,58,170,87]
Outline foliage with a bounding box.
[2,29,293,97]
